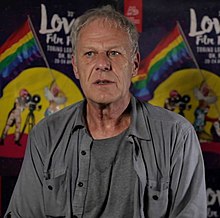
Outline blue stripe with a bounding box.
[1,44,40,78]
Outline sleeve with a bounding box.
[169,125,207,218]
[4,128,46,217]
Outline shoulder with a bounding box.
[137,98,194,134]
[40,100,82,126]
[135,99,201,158]
[30,100,83,142]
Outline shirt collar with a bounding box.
[128,96,151,140]
[71,100,87,132]
[71,96,151,141]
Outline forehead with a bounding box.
[78,18,130,42]
[82,17,124,31]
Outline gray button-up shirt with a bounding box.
[5,96,207,217]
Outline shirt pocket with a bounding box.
[43,167,68,217]
[144,179,169,218]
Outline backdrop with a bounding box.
[0,0,220,216]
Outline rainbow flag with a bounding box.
[0,20,41,97]
[131,24,192,101]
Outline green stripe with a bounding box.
[133,78,148,89]
[148,42,185,77]
[133,42,186,89]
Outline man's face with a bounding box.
[72,18,140,105]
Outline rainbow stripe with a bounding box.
[0,20,41,97]
[131,24,192,101]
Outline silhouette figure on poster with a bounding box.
[0,89,30,146]
[44,81,67,117]
[193,81,218,141]
[19,94,41,143]
[164,90,191,117]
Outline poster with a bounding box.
[0,1,90,157]
[135,2,220,216]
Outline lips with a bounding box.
[94,79,114,85]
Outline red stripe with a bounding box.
[138,25,180,75]
[201,142,220,155]
[151,25,180,57]
[0,20,30,54]
[0,134,27,158]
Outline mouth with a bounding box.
[94,79,114,85]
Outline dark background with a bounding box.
[1,0,220,216]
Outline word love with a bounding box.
[189,8,220,37]
[39,4,75,35]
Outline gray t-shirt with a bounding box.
[83,129,137,218]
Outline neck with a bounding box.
[86,96,132,139]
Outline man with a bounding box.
[5,5,207,218]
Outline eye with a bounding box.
[108,51,120,57]
[85,51,95,58]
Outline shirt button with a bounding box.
[78,182,83,187]
[48,185,53,190]
[152,195,159,200]
[81,150,86,155]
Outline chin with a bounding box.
[90,95,119,105]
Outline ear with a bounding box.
[132,52,140,77]
[72,55,79,79]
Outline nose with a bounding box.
[95,52,111,71]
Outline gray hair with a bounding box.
[70,5,139,56]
